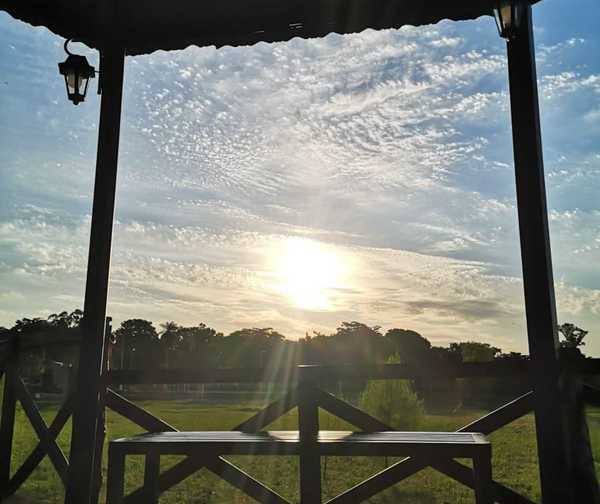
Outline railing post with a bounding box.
[0,361,17,498]
[506,5,573,502]
[297,365,321,504]
[90,318,113,504]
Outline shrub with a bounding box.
[359,355,424,429]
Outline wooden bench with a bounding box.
[107,430,492,503]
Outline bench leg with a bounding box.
[106,447,125,504]
[473,447,493,504]
[143,452,160,504]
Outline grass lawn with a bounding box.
[6,392,600,503]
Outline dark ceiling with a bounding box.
[0,1,540,55]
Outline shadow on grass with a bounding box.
[370,487,437,503]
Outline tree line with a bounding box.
[2,309,589,373]
[2,310,590,409]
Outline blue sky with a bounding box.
[0,0,599,354]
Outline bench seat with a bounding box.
[107,430,492,504]
[110,430,489,457]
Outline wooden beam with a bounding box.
[106,359,532,385]
[459,391,533,434]
[235,389,298,432]
[0,334,16,372]
[13,376,69,485]
[106,446,125,504]
[506,6,571,503]
[204,457,292,504]
[472,446,493,504]
[6,392,74,496]
[106,389,177,433]
[65,41,126,504]
[142,453,160,504]
[562,374,600,502]
[431,459,536,504]
[314,387,391,431]
[0,363,17,497]
[583,383,600,406]
[298,378,321,504]
[91,320,114,504]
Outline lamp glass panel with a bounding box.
[66,71,77,94]
[77,75,88,95]
[500,5,513,30]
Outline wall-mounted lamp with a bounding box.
[58,39,96,105]
[494,1,526,40]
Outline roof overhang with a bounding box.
[1,0,540,56]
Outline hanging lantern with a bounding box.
[494,1,525,40]
[58,40,96,105]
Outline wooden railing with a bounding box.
[1,329,599,503]
[105,359,534,385]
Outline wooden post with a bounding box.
[0,362,17,497]
[106,446,125,504]
[297,365,321,504]
[506,5,572,502]
[90,318,113,504]
[65,44,125,504]
[562,368,600,503]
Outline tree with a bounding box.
[114,319,159,369]
[48,309,83,329]
[450,341,501,362]
[177,323,223,368]
[385,329,431,364]
[221,328,285,368]
[559,323,588,349]
[329,321,387,365]
[359,354,424,430]
[160,321,181,369]
[12,317,52,333]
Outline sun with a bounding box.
[274,238,346,311]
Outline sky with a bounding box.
[0,0,599,355]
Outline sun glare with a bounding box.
[274,238,347,311]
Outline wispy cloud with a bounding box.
[1,2,599,354]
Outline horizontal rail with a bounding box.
[583,384,600,407]
[0,330,81,353]
[106,360,535,385]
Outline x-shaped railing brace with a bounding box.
[2,373,74,497]
[108,388,296,504]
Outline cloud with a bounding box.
[1,10,600,354]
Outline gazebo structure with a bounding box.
[0,0,598,503]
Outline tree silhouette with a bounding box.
[385,329,431,364]
[114,319,159,369]
[558,323,588,349]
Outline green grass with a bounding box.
[6,393,600,503]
